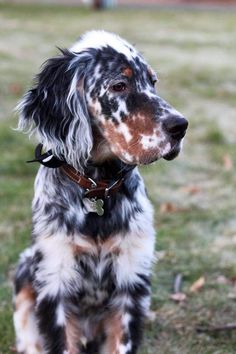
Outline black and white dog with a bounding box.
[14,30,188,354]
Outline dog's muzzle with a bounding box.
[162,115,188,161]
[163,115,188,140]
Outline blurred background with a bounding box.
[1,0,236,353]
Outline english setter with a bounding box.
[14,30,188,354]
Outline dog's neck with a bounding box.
[60,159,136,205]
[28,143,134,179]
[76,123,136,181]
[84,158,134,180]
[89,123,115,166]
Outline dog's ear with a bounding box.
[17,49,93,171]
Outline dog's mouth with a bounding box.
[119,143,182,165]
[162,141,181,161]
[163,148,180,161]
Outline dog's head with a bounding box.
[18,30,188,169]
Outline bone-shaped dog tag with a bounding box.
[94,199,104,216]
[83,198,104,216]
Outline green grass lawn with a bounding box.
[1,3,236,353]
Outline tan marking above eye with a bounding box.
[122,67,133,78]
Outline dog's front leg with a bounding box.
[101,289,150,354]
[36,295,68,353]
[33,237,82,354]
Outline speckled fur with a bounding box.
[14,30,187,354]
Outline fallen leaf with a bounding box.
[170,292,186,302]
[190,276,205,293]
[181,185,201,195]
[9,83,23,95]
[160,202,182,214]
[230,276,236,283]
[223,154,233,171]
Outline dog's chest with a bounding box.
[34,221,155,303]
[74,246,116,311]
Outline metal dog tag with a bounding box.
[83,198,104,216]
[94,199,104,216]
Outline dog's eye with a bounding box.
[111,82,127,92]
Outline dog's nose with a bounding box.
[163,115,188,139]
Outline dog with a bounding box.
[14,30,188,354]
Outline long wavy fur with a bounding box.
[16,49,93,171]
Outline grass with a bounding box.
[1,3,236,353]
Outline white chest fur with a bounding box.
[34,200,155,303]
[33,167,156,305]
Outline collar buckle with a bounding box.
[104,179,122,199]
[87,177,97,188]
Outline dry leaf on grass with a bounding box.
[230,276,236,283]
[181,185,201,195]
[170,292,186,302]
[223,154,233,171]
[160,202,184,214]
[190,276,205,293]
[9,83,23,95]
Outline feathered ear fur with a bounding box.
[17,49,93,171]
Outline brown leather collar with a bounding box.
[27,144,135,200]
[61,164,126,199]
